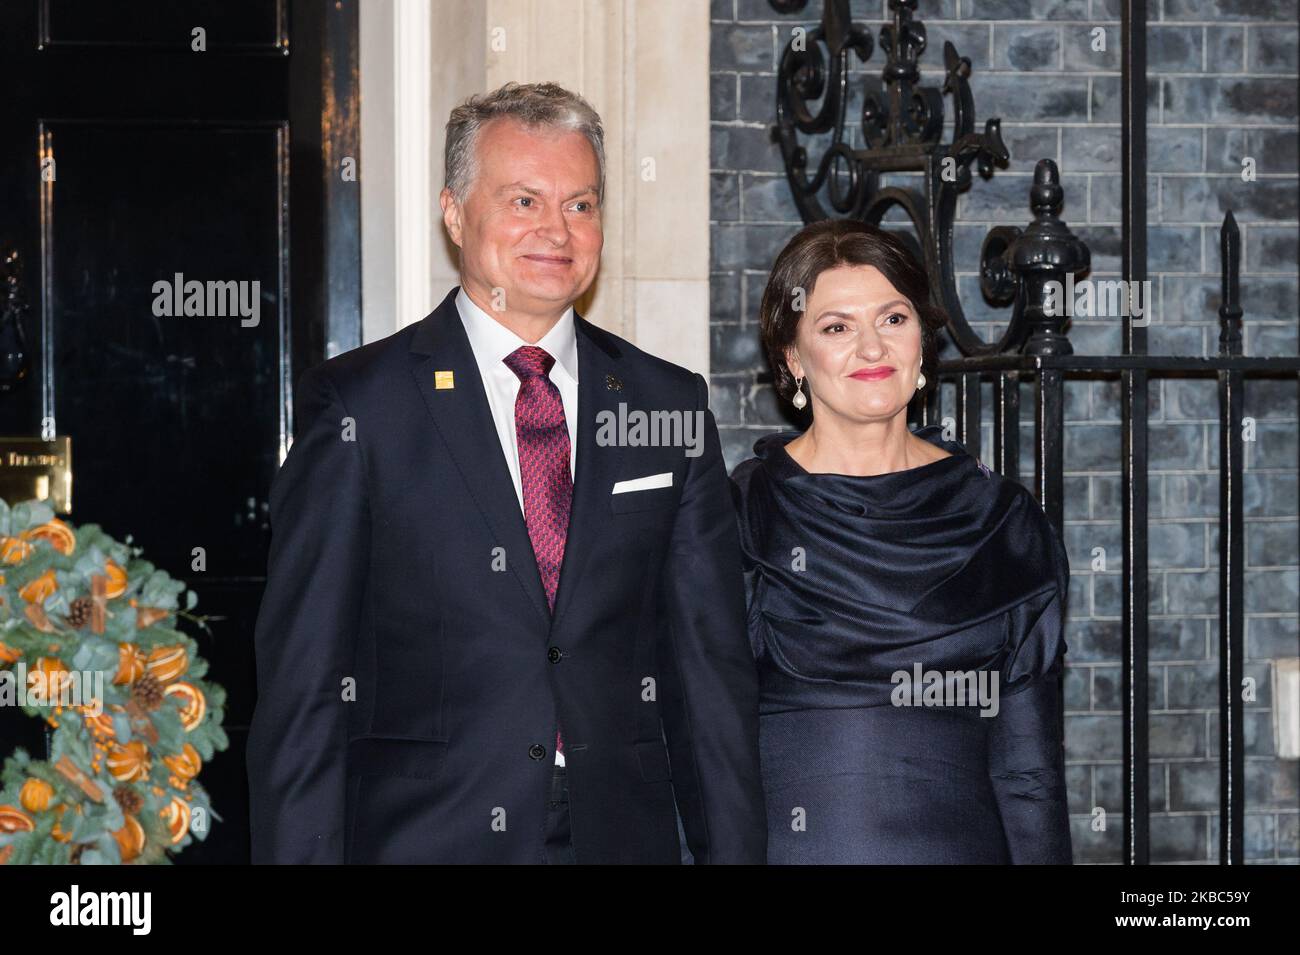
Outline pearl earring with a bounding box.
[916,372,927,390]
[791,376,807,410]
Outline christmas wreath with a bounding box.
[0,499,227,864]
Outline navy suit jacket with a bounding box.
[246,287,766,863]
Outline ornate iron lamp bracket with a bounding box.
[770,0,1087,358]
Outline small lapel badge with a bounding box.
[434,370,455,390]
[605,374,622,392]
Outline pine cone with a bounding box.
[131,673,165,711]
[113,784,143,816]
[65,596,93,628]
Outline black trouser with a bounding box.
[543,765,576,864]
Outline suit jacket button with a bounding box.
[547,646,563,664]
[528,743,547,760]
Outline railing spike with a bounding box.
[1219,209,1243,356]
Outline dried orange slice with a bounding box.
[146,645,188,684]
[163,743,202,785]
[164,682,206,731]
[102,560,128,599]
[0,537,32,564]
[160,797,191,844]
[19,519,76,555]
[113,643,145,686]
[19,569,58,604]
[0,805,35,832]
[106,740,151,782]
[111,815,146,862]
[18,778,54,813]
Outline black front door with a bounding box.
[0,0,360,863]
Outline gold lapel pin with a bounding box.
[605,374,622,391]
[434,370,455,390]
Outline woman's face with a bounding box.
[785,264,923,424]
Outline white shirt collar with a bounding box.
[455,286,579,384]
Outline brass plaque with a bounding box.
[0,437,72,514]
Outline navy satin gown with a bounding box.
[730,424,1073,864]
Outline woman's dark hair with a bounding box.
[758,219,947,402]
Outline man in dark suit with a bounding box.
[245,81,766,863]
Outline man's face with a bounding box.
[441,118,603,319]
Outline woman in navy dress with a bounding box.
[731,220,1072,864]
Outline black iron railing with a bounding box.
[769,0,1300,864]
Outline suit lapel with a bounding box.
[548,315,624,633]
[409,288,550,626]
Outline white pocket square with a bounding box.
[611,472,673,495]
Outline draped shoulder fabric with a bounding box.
[729,424,1073,864]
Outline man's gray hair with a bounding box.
[444,81,606,206]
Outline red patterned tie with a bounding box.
[503,345,572,759]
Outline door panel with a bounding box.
[38,0,287,51]
[44,120,288,575]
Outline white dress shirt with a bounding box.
[455,287,578,767]
[455,287,579,510]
